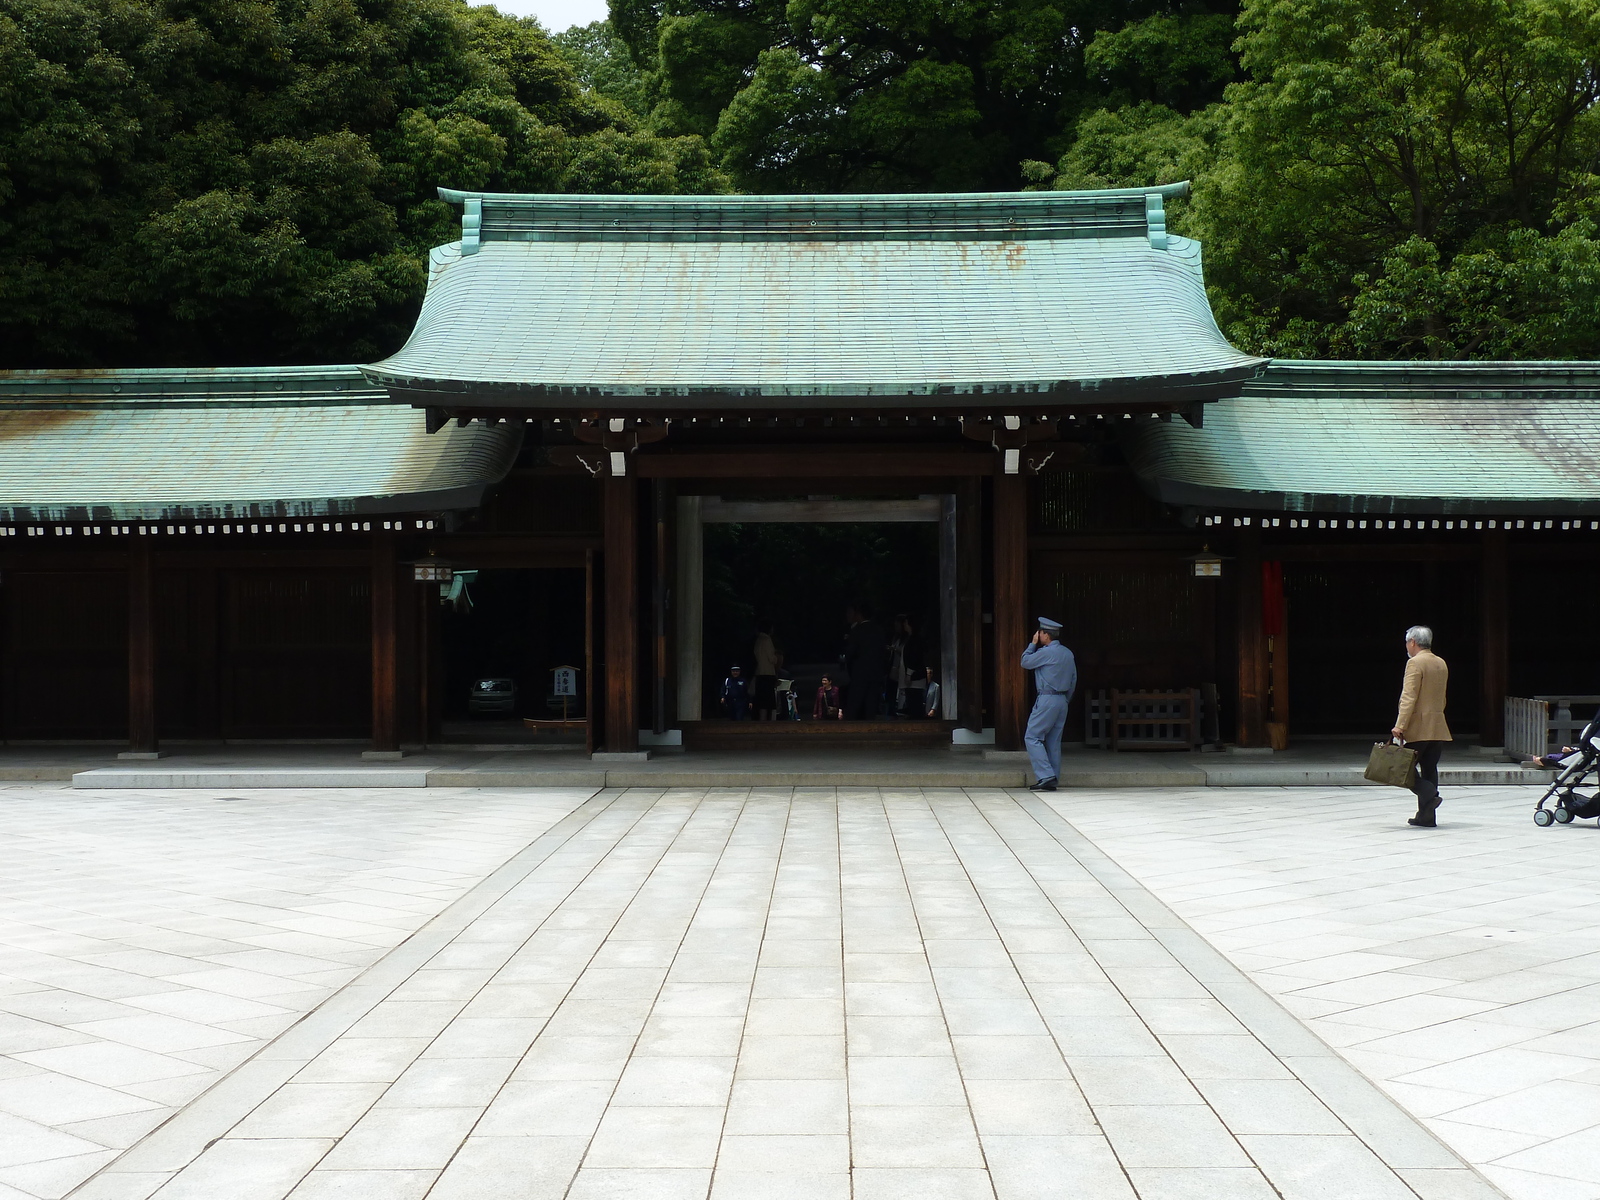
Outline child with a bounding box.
[721,665,750,720]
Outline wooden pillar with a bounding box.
[956,478,984,732]
[993,471,1028,750]
[604,473,639,752]
[652,480,671,735]
[1480,528,1508,747]
[585,549,596,754]
[938,495,958,720]
[1235,526,1267,747]
[417,578,437,748]
[126,538,158,756]
[675,496,703,722]
[369,530,399,754]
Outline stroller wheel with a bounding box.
[1556,807,1575,824]
[1534,809,1555,827]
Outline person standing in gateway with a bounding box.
[1392,624,1451,827]
[1022,617,1077,792]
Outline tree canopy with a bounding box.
[607,0,1239,192]
[1033,0,1600,358]
[0,0,724,367]
[6,0,1598,365]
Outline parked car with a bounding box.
[468,678,517,715]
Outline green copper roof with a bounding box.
[0,366,519,522]
[1125,360,1600,515]
[366,186,1265,413]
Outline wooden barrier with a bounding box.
[1086,688,1210,751]
[1505,695,1600,760]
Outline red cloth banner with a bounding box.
[1261,560,1285,636]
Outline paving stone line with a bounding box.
[1009,790,1505,1200]
[64,788,626,1198]
[66,787,1513,1200]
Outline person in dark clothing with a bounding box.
[842,603,888,720]
[814,674,842,720]
[890,614,925,717]
[721,665,750,721]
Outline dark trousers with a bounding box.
[1408,740,1444,819]
[845,679,883,720]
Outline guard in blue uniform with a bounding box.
[1021,617,1077,791]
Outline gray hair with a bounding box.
[1405,625,1433,648]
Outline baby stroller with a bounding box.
[1532,713,1600,826]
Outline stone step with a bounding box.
[57,760,1552,790]
[72,768,431,789]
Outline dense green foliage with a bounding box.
[0,0,722,366]
[1033,0,1600,358]
[607,0,1238,192]
[6,0,1598,364]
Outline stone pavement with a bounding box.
[1052,784,1600,1200]
[0,783,1506,1200]
[0,785,591,1200]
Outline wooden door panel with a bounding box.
[222,571,369,738]
[2,571,127,738]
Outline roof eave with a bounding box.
[1137,474,1600,517]
[0,481,504,525]
[364,365,1267,417]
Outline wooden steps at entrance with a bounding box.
[681,720,957,752]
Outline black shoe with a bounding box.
[1407,817,1437,828]
[1029,778,1058,792]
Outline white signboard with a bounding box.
[552,666,578,697]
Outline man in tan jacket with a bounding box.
[1392,625,1451,827]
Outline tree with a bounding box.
[1194,0,1600,357]
[613,0,1240,193]
[0,0,724,368]
[1030,0,1600,358]
[553,19,651,116]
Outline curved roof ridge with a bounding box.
[439,183,1191,206]
[439,185,1192,246]
[0,364,390,409]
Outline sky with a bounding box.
[487,0,608,28]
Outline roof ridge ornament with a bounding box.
[435,184,1194,246]
[1146,194,1168,250]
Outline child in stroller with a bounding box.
[1531,713,1600,826]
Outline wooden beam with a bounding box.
[957,478,984,733]
[993,472,1028,750]
[1258,543,1479,563]
[127,539,157,754]
[700,498,941,523]
[370,530,399,753]
[636,448,994,479]
[603,474,639,752]
[1480,529,1509,747]
[1234,527,1267,747]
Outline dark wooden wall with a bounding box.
[222,571,371,738]
[1,558,371,742]
[2,571,128,738]
[1284,560,1480,736]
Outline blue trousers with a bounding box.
[1025,693,1068,783]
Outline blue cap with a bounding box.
[1037,617,1063,632]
